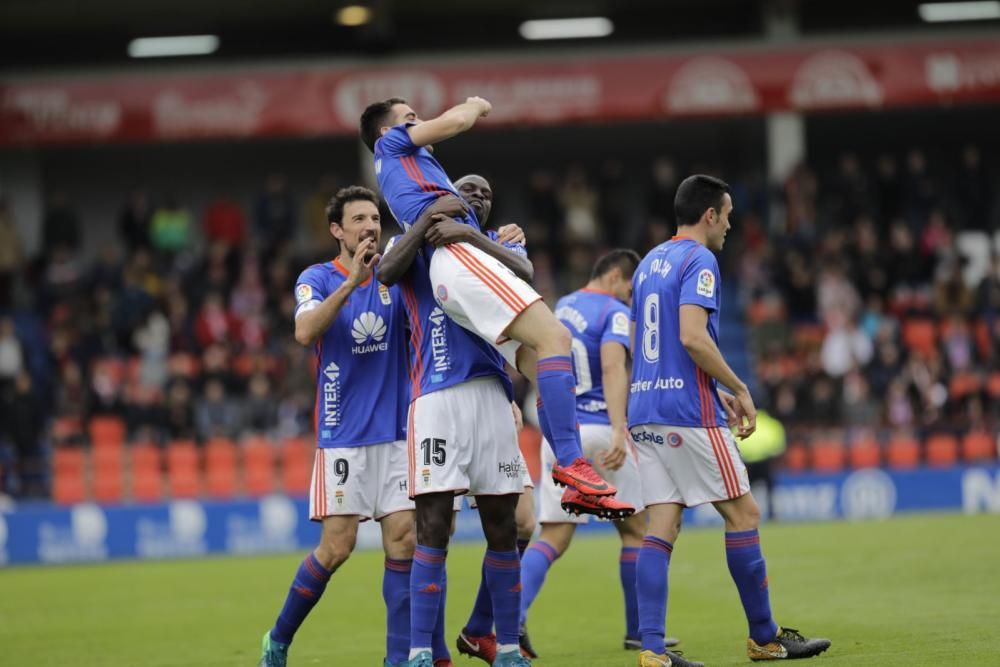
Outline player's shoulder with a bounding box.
[685,243,718,267]
[297,261,335,285]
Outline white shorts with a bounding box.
[309,441,414,521]
[539,423,645,523]
[463,451,534,510]
[408,376,525,498]
[630,424,750,507]
[429,242,542,367]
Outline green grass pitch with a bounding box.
[2,513,998,666]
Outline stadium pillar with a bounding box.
[0,150,44,257]
[762,0,805,185]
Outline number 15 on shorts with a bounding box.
[419,438,447,466]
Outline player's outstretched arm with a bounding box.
[295,238,379,346]
[425,217,534,282]
[407,97,491,147]
[679,303,756,438]
[376,195,470,285]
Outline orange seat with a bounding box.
[848,438,881,469]
[167,440,202,498]
[811,440,846,473]
[52,416,84,445]
[52,447,88,505]
[205,438,238,499]
[244,437,276,497]
[781,443,808,473]
[281,437,312,496]
[886,436,920,469]
[92,443,124,503]
[925,434,958,468]
[89,415,126,447]
[902,319,937,357]
[130,443,162,502]
[962,431,996,462]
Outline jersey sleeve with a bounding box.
[294,265,329,319]
[486,230,527,257]
[679,248,721,313]
[376,123,419,158]
[601,303,631,348]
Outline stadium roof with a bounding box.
[2,0,997,71]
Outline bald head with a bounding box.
[454,173,493,228]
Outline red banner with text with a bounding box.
[2,39,999,146]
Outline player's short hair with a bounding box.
[591,248,641,281]
[326,185,379,226]
[674,174,730,228]
[359,97,408,153]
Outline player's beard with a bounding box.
[349,233,379,261]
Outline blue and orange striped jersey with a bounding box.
[383,235,513,402]
[294,259,408,447]
[628,237,727,428]
[555,288,631,425]
[374,123,479,232]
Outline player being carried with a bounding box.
[258,186,414,667]
[517,248,700,665]
[629,175,831,667]
[360,96,633,520]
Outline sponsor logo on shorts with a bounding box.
[498,458,524,479]
[667,432,683,448]
[436,284,448,302]
[631,429,664,446]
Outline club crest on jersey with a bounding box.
[379,284,392,305]
[697,268,715,297]
[666,432,683,448]
[295,283,313,304]
[436,284,448,302]
[351,312,389,354]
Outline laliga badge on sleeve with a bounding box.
[696,269,715,298]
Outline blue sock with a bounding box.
[636,536,673,654]
[464,560,494,636]
[270,552,332,645]
[620,546,640,639]
[484,549,521,646]
[536,356,583,467]
[726,530,778,645]
[517,538,530,557]
[535,398,556,450]
[383,558,412,664]
[411,544,447,651]
[432,568,451,661]
[519,541,559,626]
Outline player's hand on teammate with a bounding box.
[720,388,757,439]
[426,216,472,247]
[347,237,380,287]
[466,96,492,117]
[600,428,628,471]
[426,193,469,220]
[496,223,526,245]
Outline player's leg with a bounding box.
[513,488,537,658]
[381,510,416,667]
[615,510,645,650]
[474,494,526,666]
[409,493,455,666]
[519,521,574,624]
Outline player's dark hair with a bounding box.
[591,248,641,281]
[359,97,408,153]
[326,185,379,225]
[674,174,730,228]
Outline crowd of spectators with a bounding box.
[0,143,996,498]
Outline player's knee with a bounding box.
[317,534,355,570]
[545,320,572,353]
[516,514,536,541]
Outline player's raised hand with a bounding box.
[426,193,469,219]
[496,223,526,245]
[426,216,472,247]
[347,237,380,287]
[466,96,492,116]
[733,388,757,439]
[600,428,628,471]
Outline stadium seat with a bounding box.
[280,437,312,496]
[848,437,881,469]
[902,319,937,358]
[962,431,996,462]
[205,437,238,499]
[52,416,84,446]
[167,440,202,498]
[886,435,920,469]
[926,434,958,467]
[92,442,124,503]
[244,437,276,497]
[130,443,163,502]
[88,415,126,447]
[810,439,846,473]
[52,447,88,505]
[781,442,808,473]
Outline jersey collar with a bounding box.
[671,235,695,241]
[332,257,373,287]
